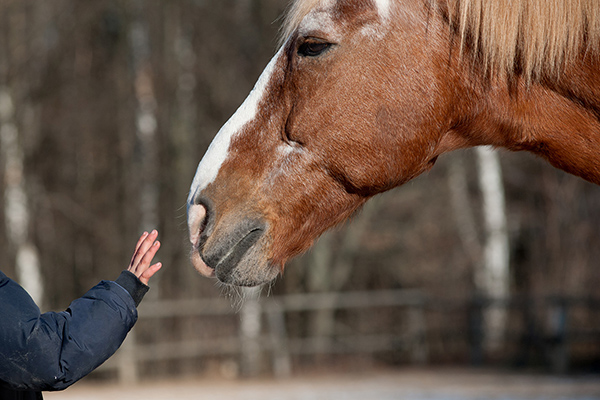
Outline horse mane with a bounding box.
[445,0,600,79]
[280,0,600,79]
[279,0,321,45]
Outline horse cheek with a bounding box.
[372,107,426,188]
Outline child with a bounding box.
[0,230,162,400]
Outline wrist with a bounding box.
[115,270,149,307]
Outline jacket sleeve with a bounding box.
[0,271,142,391]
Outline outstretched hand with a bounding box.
[128,230,162,286]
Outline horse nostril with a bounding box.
[188,203,208,248]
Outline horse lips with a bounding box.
[188,204,214,278]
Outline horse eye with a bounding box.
[298,41,332,57]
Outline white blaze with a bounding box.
[188,48,283,205]
[374,0,391,20]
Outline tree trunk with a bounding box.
[130,19,159,233]
[475,146,510,352]
[129,4,159,301]
[0,89,44,307]
[447,152,481,268]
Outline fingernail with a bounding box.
[152,229,158,235]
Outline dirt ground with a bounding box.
[45,368,600,400]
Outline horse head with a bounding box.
[187,0,460,286]
[187,0,600,286]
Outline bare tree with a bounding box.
[1,88,43,307]
[476,146,510,351]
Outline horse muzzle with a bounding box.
[187,203,277,286]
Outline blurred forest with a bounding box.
[1,0,599,379]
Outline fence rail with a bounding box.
[97,290,600,382]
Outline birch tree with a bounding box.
[476,146,510,351]
[449,148,510,353]
[447,153,481,268]
[0,89,43,307]
[129,3,159,278]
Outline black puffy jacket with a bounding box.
[0,270,148,399]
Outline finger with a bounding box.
[130,240,161,279]
[134,231,149,253]
[139,241,161,270]
[128,235,156,276]
[139,262,162,286]
[129,232,148,265]
[130,230,158,270]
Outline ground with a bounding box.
[45,368,600,400]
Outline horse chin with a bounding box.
[216,249,279,287]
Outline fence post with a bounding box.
[117,329,139,384]
[469,295,485,366]
[547,297,569,374]
[408,303,428,365]
[266,301,292,378]
[240,286,263,377]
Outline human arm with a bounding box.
[0,231,161,391]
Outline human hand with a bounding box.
[128,230,162,286]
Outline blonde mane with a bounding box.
[280,0,600,79]
[447,0,600,78]
[280,0,321,45]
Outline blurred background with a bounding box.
[1,0,599,390]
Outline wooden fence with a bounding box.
[99,288,427,382]
[97,290,600,383]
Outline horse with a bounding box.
[187,0,600,287]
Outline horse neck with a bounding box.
[452,57,600,185]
